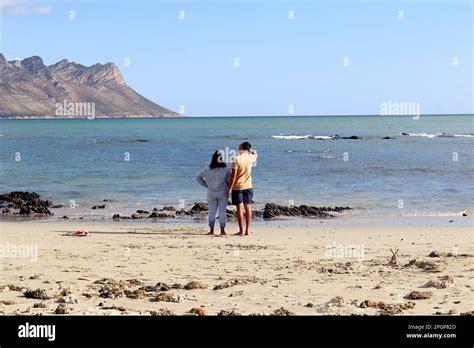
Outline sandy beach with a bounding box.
[1,219,472,316]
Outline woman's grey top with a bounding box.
[195,166,231,192]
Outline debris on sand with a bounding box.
[58,294,78,304]
[94,278,128,299]
[190,307,208,316]
[404,259,442,272]
[316,296,346,313]
[360,300,382,309]
[422,279,450,289]
[460,311,474,316]
[440,275,454,283]
[249,312,269,316]
[151,293,186,303]
[217,309,242,316]
[405,291,433,300]
[379,302,416,316]
[126,279,144,286]
[170,283,185,289]
[184,281,209,290]
[428,251,441,258]
[24,288,50,300]
[150,308,176,316]
[359,300,416,315]
[0,300,16,305]
[213,277,261,290]
[319,262,354,274]
[124,289,147,299]
[29,274,41,280]
[328,296,345,306]
[1,284,23,292]
[33,302,47,308]
[388,248,399,266]
[229,290,244,297]
[374,282,385,289]
[271,307,295,316]
[100,305,127,312]
[139,282,170,292]
[54,303,69,314]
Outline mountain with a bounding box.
[0,54,180,118]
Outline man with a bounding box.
[228,142,258,236]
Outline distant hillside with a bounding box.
[0,54,180,118]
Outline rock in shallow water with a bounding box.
[262,203,350,219]
[0,191,53,215]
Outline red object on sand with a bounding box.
[73,230,90,237]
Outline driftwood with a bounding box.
[388,248,399,265]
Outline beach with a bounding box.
[1,218,472,316]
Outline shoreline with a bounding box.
[1,213,473,228]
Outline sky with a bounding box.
[0,0,472,116]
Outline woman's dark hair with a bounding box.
[241,141,252,151]
[209,150,226,169]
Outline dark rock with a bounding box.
[333,135,360,140]
[103,199,111,202]
[163,206,175,211]
[2,208,11,213]
[190,202,208,213]
[61,215,69,219]
[91,205,106,209]
[462,213,468,217]
[401,132,410,136]
[51,204,64,208]
[112,214,130,220]
[262,203,350,219]
[148,212,170,219]
[131,213,143,219]
[382,136,394,139]
[54,303,69,314]
[136,210,149,214]
[252,210,263,218]
[24,288,50,300]
[0,191,52,215]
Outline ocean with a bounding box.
[1,115,473,218]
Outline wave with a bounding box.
[271,132,474,140]
[401,132,474,138]
[271,134,333,140]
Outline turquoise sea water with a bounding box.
[0,115,473,217]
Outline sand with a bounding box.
[0,219,472,316]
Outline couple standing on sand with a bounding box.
[195,142,258,236]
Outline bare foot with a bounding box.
[234,231,244,236]
[206,231,214,235]
[220,228,227,236]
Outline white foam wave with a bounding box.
[401,132,474,138]
[271,134,334,140]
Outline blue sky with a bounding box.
[1,0,472,116]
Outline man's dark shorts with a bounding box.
[231,188,254,205]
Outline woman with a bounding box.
[195,150,231,235]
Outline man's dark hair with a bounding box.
[209,150,226,169]
[241,142,252,151]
